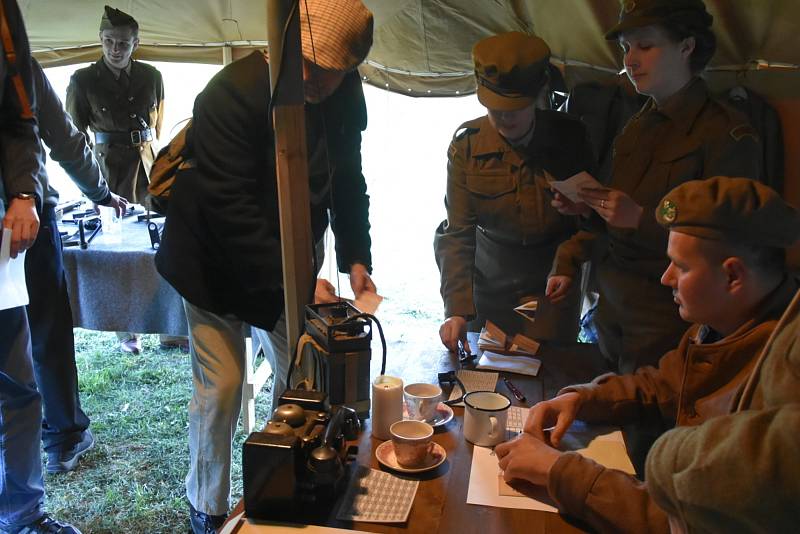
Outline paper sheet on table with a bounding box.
[447,369,498,406]
[220,512,369,534]
[467,423,635,512]
[0,228,29,310]
[549,171,605,203]
[477,351,541,377]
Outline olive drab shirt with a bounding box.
[434,109,594,319]
[66,59,164,203]
[551,78,762,280]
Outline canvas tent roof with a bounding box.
[22,0,800,99]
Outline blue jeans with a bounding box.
[0,307,45,529]
[25,205,90,453]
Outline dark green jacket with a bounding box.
[156,52,371,330]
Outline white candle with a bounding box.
[371,375,404,440]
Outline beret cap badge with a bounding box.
[659,199,677,223]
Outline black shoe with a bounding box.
[46,430,95,473]
[188,503,226,534]
[6,513,82,534]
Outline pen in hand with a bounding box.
[502,377,526,403]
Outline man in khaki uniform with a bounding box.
[434,32,594,349]
[646,281,800,532]
[495,177,800,534]
[66,5,174,354]
[67,5,163,205]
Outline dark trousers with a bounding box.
[24,204,89,452]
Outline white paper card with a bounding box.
[477,351,541,377]
[447,369,499,406]
[0,228,29,310]
[549,171,605,203]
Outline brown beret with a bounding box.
[473,32,551,111]
[605,0,712,40]
[300,0,373,71]
[100,5,138,32]
[656,177,800,248]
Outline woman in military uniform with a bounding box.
[548,0,762,375]
[435,32,595,351]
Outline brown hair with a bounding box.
[659,14,716,73]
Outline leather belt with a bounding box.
[477,225,564,249]
[94,128,154,147]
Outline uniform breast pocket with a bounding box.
[465,171,515,199]
[656,140,704,190]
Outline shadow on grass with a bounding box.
[45,329,272,534]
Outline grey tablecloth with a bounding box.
[61,215,188,335]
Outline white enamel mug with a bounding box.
[463,391,510,447]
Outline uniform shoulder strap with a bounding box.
[0,0,33,119]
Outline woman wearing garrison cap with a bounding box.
[546,0,764,474]
[435,32,595,352]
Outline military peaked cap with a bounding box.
[605,0,713,40]
[473,32,551,111]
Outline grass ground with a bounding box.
[44,329,272,534]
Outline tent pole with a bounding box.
[222,45,232,65]
[267,0,313,387]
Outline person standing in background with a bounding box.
[66,5,183,354]
[27,58,127,474]
[0,0,82,531]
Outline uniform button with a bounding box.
[101,107,107,112]
[129,113,136,118]
[128,96,135,102]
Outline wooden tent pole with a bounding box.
[267,0,313,374]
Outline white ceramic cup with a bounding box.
[463,391,510,447]
[390,419,434,468]
[403,383,442,423]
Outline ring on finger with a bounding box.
[600,199,606,209]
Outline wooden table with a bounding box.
[226,335,610,533]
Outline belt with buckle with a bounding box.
[94,128,154,146]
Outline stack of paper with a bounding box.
[477,321,539,357]
[477,351,540,377]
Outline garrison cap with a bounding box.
[100,5,138,32]
[656,177,800,248]
[605,0,713,40]
[473,32,551,111]
[300,0,373,71]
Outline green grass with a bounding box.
[44,329,273,533]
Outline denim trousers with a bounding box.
[182,299,289,516]
[25,205,90,453]
[0,307,45,529]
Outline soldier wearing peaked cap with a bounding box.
[153,1,377,531]
[66,5,169,354]
[495,176,799,534]
[434,32,595,352]
[548,0,764,417]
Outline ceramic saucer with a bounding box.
[403,402,454,428]
[375,440,447,474]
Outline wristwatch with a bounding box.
[14,192,36,201]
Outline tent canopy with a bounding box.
[23,0,800,98]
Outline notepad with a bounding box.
[477,351,541,377]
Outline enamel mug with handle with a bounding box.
[463,391,510,447]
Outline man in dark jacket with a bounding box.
[0,1,82,531]
[27,59,127,474]
[155,1,376,531]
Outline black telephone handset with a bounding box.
[308,406,359,487]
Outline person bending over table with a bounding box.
[495,177,800,534]
[154,1,376,532]
[646,283,800,533]
[435,32,594,352]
